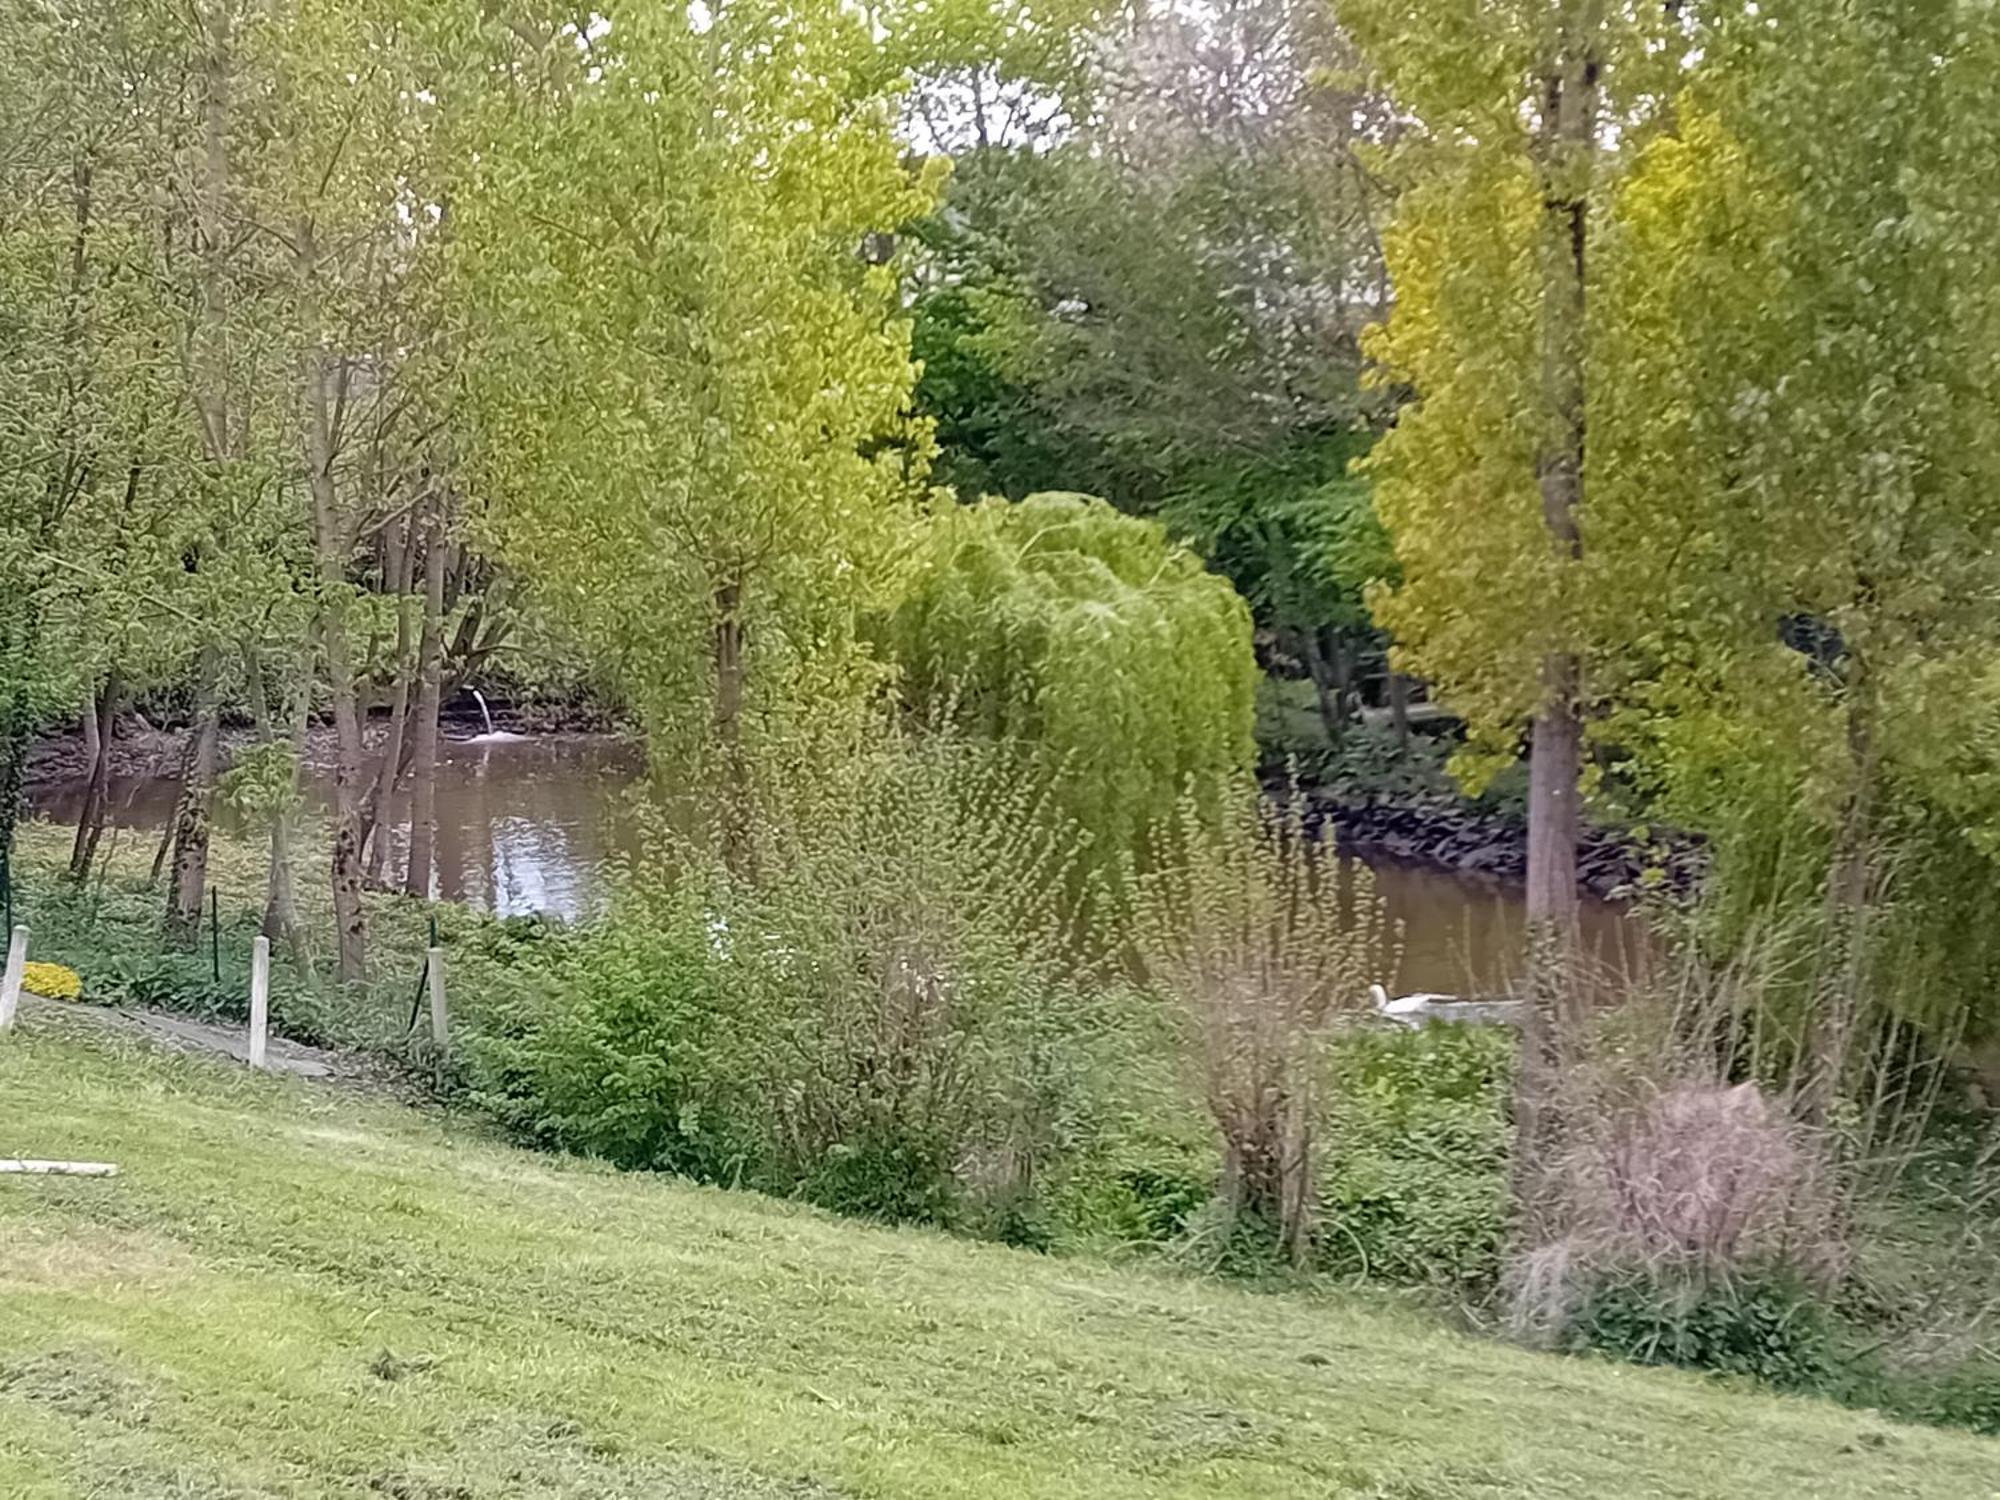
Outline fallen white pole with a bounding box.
[0,1160,119,1177]
[0,925,27,1030]
[248,935,270,1070]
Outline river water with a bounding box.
[30,732,1644,996]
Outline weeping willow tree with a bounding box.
[880,491,1257,870]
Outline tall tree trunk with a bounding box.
[713,577,750,872]
[164,645,224,943]
[1295,627,1347,749]
[1514,1,1599,1231]
[1386,670,1413,751]
[363,515,419,883]
[193,1,232,463]
[67,671,121,883]
[403,527,447,899]
[301,221,366,983]
[264,689,309,961]
[160,0,236,934]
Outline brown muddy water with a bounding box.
[29,731,1646,996]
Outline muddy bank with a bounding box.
[1301,791,1704,901]
[24,696,619,794]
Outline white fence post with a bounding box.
[248,936,270,1069]
[0,926,28,1031]
[426,945,448,1055]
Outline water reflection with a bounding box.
[32,733,1646,994]
[366,736,644,915]
[1365,860,1649,998]
[34,734,644,922]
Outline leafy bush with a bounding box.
[467,899,757,1184]
[1321,1025,1514,1287]
[1052,1141,1218,1252]
[469,732,1091,1233]
[84,951,236,1018]
[1570,1269,1833,1391]
[732,735,1083,1228]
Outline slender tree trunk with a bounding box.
[301,222,366,983]
[164,645,223,943]
[0,607,42,924]
[323,619,367,983]
[1801,668,1878,1128]
[264,689,308,961]
[1295,628,1346,749]
[149,816,173,887]
[713,577,750,871]
[67,671,121,883]
[80,693,100,772]
[1513,1,1599,1233]
[1386,671,1413,750]
[363,515,418,883]
[404,527,447,899]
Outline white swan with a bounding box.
[1369,982,1524,1029]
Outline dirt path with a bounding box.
[18,993,354,1081]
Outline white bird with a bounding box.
[1369,983,1524,1029]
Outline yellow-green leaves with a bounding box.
[452,0,937,773]
[879,492,1257,870]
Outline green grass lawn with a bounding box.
[3,1021,1996,1498]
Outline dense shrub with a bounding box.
[1570,1269,1833,1390]
[470,733,1091,1231]
[1512,1070,1845,1361]
[467,900,757,1184]
[1052,1138,1218,1252]
[1862,1359,2000,1438]
[1321,1025,1514,1288]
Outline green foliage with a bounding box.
[1322,1026,1514,1289]
[468,901,755,1185]
[880,492,1257,868]
[1163,439,1389,635]
[1570,1271,1833,1394]
[1861,1362,2000,1441]
[218,741,302,823]
[453,0,938,788]
[470,731,1093,1231]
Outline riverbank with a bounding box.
[1258,681,1704,900]
[4,1019,1990,1499]
[1305,793,1704,901]
[23,695,621,793]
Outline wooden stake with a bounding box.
[248,935,270,1070]
[426,945,448,1054]
[0,925,27,1030]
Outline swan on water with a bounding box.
[1368,982,1524,1028]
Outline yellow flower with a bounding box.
[21,962,82,1001]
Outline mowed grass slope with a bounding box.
[1,1020,1993,1500]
